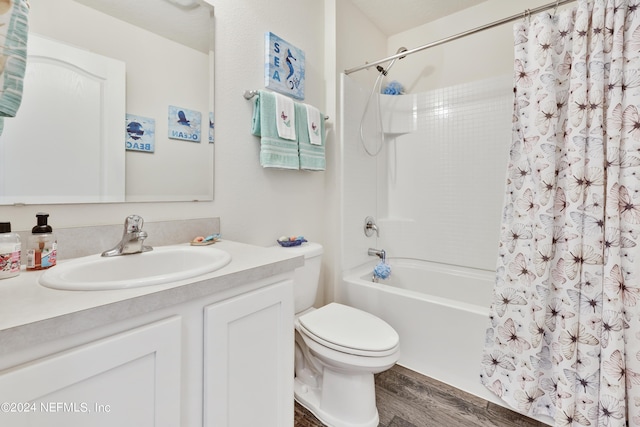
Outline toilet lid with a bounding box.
[298,303,399,353]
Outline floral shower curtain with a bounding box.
[481,0,640,425]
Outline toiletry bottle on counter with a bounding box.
[0,222,21,279]
[27,213,57,270]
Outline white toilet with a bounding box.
[281,242,400,427]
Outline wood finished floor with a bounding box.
[294,364,549,427]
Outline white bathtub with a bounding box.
[341,258,520,413]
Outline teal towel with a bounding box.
[251,90,300,170]
[295,102,325,171]
[0,0,29,135]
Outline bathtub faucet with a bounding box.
[364,216,379,237]
[368,248,386,263]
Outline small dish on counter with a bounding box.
[277,236,307,247]
[191,234,221,246]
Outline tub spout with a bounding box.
[368,248,386,263]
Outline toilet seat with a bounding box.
[298,303,399,357]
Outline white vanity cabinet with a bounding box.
[0,316,182,427]
[0,273,296,427]
[204,280,294,427]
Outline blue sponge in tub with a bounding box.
[373,261,391,280]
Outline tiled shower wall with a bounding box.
[342,74,514,273]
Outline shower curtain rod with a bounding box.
[344,0,577,75]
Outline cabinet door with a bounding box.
[204,280,294,427]
[0,316,181,427]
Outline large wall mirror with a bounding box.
[0,0,214,205]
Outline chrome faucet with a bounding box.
[101,215,153,257]
[364,216,379,237]
[368,248,386,263]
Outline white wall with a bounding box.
[0,0,327,253]
[336,0,387,89]
[376,76,513,271]
[206,0,326,245]
[210,0,330,302]
[386,0,559,92]
[333,0,388,298]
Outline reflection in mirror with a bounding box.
[0,0,214,205]
[0,33,126,204]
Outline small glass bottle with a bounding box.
[27,213,57,271]
[0,222,21,279]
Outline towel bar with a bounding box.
[243,90,329,121]
[243,89,260,100]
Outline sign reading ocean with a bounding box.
[265,32,305,100]
[168,106,201,142]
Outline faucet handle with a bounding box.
[364,216,379,237]
[124,214,144,233]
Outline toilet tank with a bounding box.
[275,242,323,313]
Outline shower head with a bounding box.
[376,47,408,76]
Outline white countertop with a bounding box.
[0,240,304,354]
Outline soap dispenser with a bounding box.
[27,213,57,270]
[0,222,21,279]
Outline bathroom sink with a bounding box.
[39,245,232,291]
